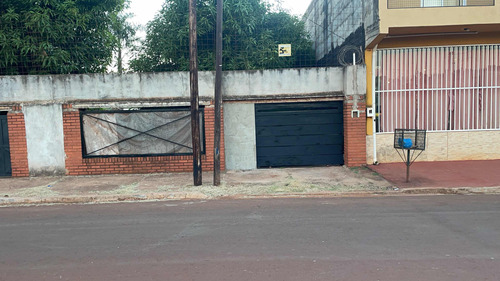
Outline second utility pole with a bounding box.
[189,0,202,186]
[213,0,223,186]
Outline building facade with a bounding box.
[0,66,366,177]
[304,0,500,164]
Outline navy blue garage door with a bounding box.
[255,101,344,168]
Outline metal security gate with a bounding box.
[255,101,344,168]
[0,113,12,176]
[375,44,500,133]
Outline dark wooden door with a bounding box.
[0,114,12,176]
[255,101,344,168]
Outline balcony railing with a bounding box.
[388,0,494,9]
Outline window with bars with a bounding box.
[374,45,500,133]
[388,0,494,8]
[80,107,205,157]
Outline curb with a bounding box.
[400,186,500,195]
[0,191,209,207]
[1,186,500,207]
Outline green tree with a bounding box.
[130,0,315,72]
[0,0,127,75]
[111,11,138,74]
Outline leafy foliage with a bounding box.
[0,0,127,75]
[130,0,315,72]
[111,11,138,74]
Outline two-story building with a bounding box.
[304,0,500,164]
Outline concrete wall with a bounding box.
[0,67,344,104]
[364,0,380,47]
[0,72,196,103]
[223,103,257,170]
[366,131,500,164]
[0,67,351,175]
[304,0,365,62]
[23,104,65,175]
[222,68,344,100]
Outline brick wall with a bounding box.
[63,104,225,176]
[344,99,367,167]
[7,106,29,177]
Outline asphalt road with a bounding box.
[1,195,499,281]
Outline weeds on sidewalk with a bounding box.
[91,183,139,195]
[12,185,60,198]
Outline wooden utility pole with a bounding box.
[189,0,202,186]
[213,0,223,186]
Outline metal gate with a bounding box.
[0,113,12,176]
[375,44,500,133]
[255,101,344,168]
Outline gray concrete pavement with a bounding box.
[1,196,499,280]
[0,166,395,206]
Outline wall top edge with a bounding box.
[0,66,343,80]
[223,92,345,101]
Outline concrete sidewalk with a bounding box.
[0,166,393,206]
[1,161,499,206]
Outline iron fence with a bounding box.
[375,44,500,133]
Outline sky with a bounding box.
[128,0,313,35]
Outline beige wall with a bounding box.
[378,0,500,34]
[366,131,500,163]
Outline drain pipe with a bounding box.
[372,45,378,164]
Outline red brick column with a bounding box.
[344,99,367,167]
[63,104,225,176]
[202,105,226,171]
[7,106,29,177]
[62,105,84,175]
